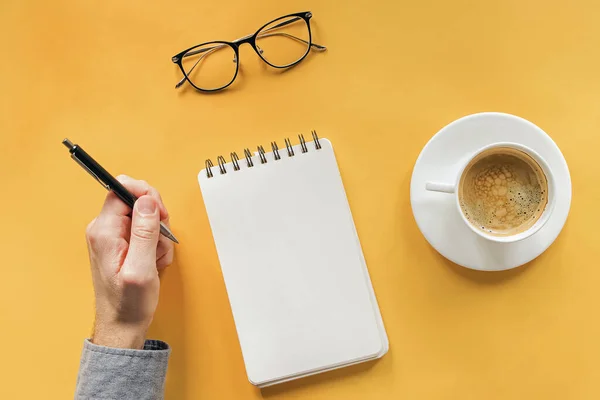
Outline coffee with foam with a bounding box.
[458,147,548,236]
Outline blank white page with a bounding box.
[199,139,387,386]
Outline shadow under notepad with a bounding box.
[260,357,381,397]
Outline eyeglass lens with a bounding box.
[181,42,238,91]
[255,16,310,67]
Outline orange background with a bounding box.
[1,0,599,399]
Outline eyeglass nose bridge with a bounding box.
[232,34,253,46]
[231,34,264,55]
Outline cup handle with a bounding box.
[425,182,456,193]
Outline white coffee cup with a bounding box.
[425,142,556,243]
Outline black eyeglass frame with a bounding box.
[171,11,323,92]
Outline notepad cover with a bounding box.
[198,139,388,387]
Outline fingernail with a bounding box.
[136,196,156,216]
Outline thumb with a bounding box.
[122,195,160,278]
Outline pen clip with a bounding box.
[72,154,111,190]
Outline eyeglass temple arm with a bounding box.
[258,17,326,49]
[181,46,212,58]
[255,31,326,51]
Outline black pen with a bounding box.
[62,138,179,244]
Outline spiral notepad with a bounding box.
[198,132,388,387]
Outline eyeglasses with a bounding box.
[172,11,326,92]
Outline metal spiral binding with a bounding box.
[312,130,321,149]
[217,156,227,174]
[284,138,295,157]
[205,159,215,178]
[231,152,240,171]
[271,142,281,160]
[257,145,267,164]
[205,130,322,178]
[243,148,254,167]
[299,134,308,153]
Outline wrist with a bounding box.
[92,319,149,349]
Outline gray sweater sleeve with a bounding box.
[75,339,170,400]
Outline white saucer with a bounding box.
[410,113,572,271]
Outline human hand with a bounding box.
[85,175,174,349]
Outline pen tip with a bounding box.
[160,223,180,244]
